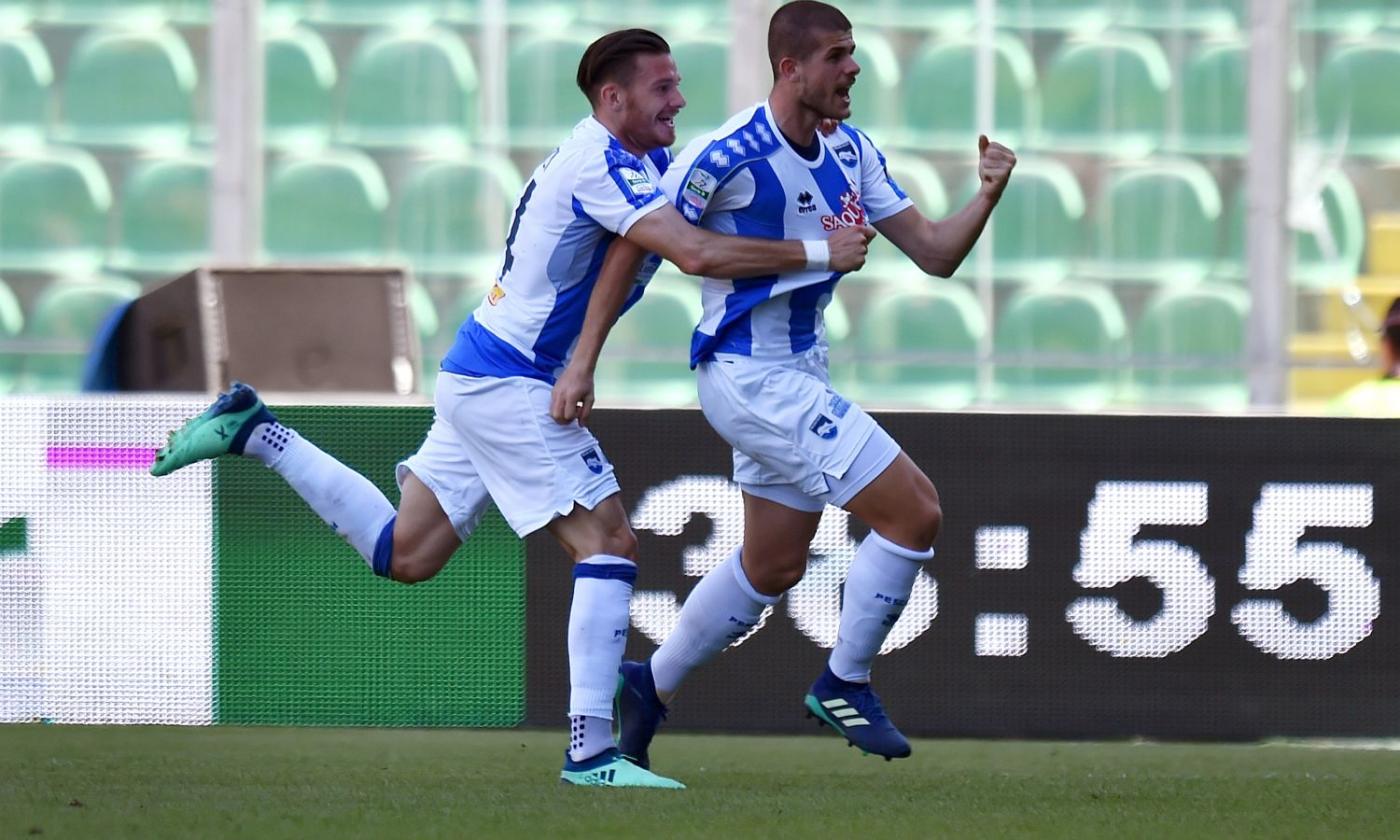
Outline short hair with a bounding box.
[1385,298,1400,350]
[768,1,853,77]
[576,29,672,107]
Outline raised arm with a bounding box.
[549,236,648,425]
[624,202,874,279]
[874,135,1016,278]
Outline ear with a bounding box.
[599,81,624,112]
[777,55,801,83]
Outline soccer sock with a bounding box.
[649,547,780,698]
[243,422,396,572]
[827,531,933,683]
[567,555,637,762]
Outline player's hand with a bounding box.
[550,364,595,426]
[818,118,842,136]
[978,135,1016,203]
[828,224,876,273]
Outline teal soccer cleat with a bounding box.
[559,748,686,789]
[804,666,912,761]
[150,382,275,477]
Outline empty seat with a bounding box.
[955,156,1086,284]
[594,276,701,407]
[900,33,1038,152]
[1131,283,1248,411]
[340,27,477,150]
[579,0,721,28]
[304,0,441,25]
[668,37,728,147]
[865,153,948,271]
[110,155,210,276]
[264,149,388,263]
[0,277,22,393]
[1119,0,1242,32]
[0,147,111,274]
[841,0,975,32]
[57,26,196,150]
[506,32,597,148]
[0,30,53,149]
[841,30,903,142]
[1087,159,1222,285]
[21,277,140,392]
[997,0,1118,31]
[38,0,167,24]
[994,280,1127,410]
[1299,0,1390,34]
[1039,33,1170,158]
[1316,40,1400,159]
[848,281,985,409]
[265,26,336,152]
[1176,40,1246,156]
[394,152,524,276]
[1220,167,1366,288]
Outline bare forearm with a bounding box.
[573,243,645,373]
[916,190,999,278]
[688,229,808,278]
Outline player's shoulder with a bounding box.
[828,122,884,163]
[673,103,782,181]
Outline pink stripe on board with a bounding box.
[47,446,159,469]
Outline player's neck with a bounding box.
[767,92,821,149]
[593,112,648,157]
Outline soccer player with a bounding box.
[601,2,1017,768]
[149,28,873,789]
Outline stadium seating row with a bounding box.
[0,144,1367,291]
[3,25,1399,158]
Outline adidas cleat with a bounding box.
[614,660,668,770]
[804,666,912,761]
[151,381,275,477]
[559,748,686,789]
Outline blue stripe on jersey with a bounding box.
[646,147,671,177]
[441,315,552,382]
[533,203,616,371]
[789,277,837,354]
[603,143,657,211]
[840,123,908,201]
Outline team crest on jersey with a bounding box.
[581,448,605,474]
[618,167,656,197]
[820,190,868,231]
[833,141,858,167]
[488,283,506,305]
[809,415,839,440]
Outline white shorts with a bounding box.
[696,349,901,513]
[397,372,622,538]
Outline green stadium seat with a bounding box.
[0,1,32,27]
[594,276,701,407]
[506,31,598,149]
[109,155,210,277]
[899,33,1038,152]
[1087,159,1222,285]
[841,30,902,143]
[0,30,52,150]
[37,0,168,24]
[394,152,523,277]
[864,153,948,273]
[997,0,1117,31]
[20,277,140,392]
[1219,168,1366,288]
[0,147,111,274]
[1299,0,1389,34]
[1038,33,1170,158]
[340,28,476,151]
[669,37,728,147]
[0,277,23,394]
[847,281,985,410]
[56,26,196,150]
[1316,40,1400,159]
[954,156,1086,284]
[304,0,440,25]
[264,149,388,263]
[1172,38,1309,157]
[1119,0,1242,32]
[1130,283,1248,411]
[842,0,975,33]
[265,26,336,153]
[579,0,721,28]
[994,280,1127,410]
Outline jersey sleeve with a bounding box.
[660,142,756,227]
[573,146,669,236]
[845,126,913,224]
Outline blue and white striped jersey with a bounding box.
[442,116,669,383]
[659,102,912,367]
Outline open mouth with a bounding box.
[658,113,677,128]
[835,86,852,107]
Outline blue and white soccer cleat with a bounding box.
[559,748,686,789]
[614,660,668,770]
[150,381,275,477]
[804,666,912,761]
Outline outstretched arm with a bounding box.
[549,237,648,426]
[874,135,1016,278]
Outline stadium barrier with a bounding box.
[4,398,1400,739]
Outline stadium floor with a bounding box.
[3,725,1397,838]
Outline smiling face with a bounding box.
[789,29,860,121]
[610,52,686,151]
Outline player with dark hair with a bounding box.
[1329,298,1400,416]
[150,27,872,789]
[576,1,1015,770]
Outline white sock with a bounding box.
[650,547,780,697]
[828,531,933,683]
[568,715,615,764]
[567,554,636,760]
[244,422,396,568]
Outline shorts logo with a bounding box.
[827,393,851,418]
[797,191,817,215]
[809,415,839,440]
[488,283,506,305]
[834,141,858,166]
[581,448,605,474]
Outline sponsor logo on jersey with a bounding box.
[618,167,656,196]
[796,191,817,215]
[488,283,506,305]
[820,190,868,231]
[834,141,858,166]
[685,169,715,203]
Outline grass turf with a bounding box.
[2,726,1398,839]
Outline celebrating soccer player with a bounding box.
[149,28,873,789]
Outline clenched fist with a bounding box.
[828,224,877,273]
[978,135,1016,203]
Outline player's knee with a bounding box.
[747,551,806,595]
[600,523,638,562]
[389,532,448,585]
[917,497,943,548]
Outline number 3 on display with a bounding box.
[1068,481,1379,660]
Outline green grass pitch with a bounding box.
[3,726,1399,838]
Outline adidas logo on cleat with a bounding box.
[818,698,870,727]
